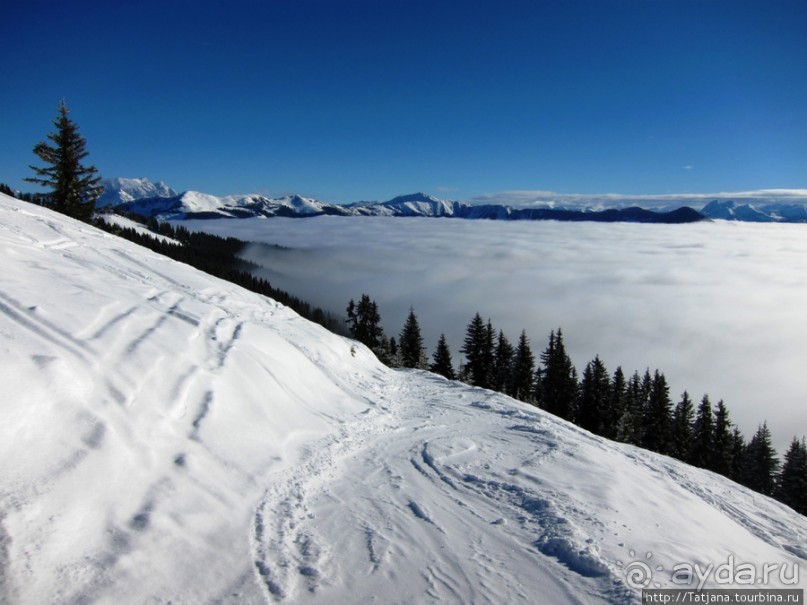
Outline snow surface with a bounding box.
[1,192,805,604]
[98,213,180,245]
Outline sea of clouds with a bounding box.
[181,216,807,452]
[464,188,807,210]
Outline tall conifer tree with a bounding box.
[742,423,780,496]
[430,334,456,380]
[460,313,490,388]
[510,330,536,403]
[346,294,384,352]
[642,370,673,454]
[577,355,610,436]
[399,307,426,369]
[690,395,715,468]
[605,367,627,440]
[616,371,644,445]
[712,400,734,476]
[776,437,807,515]
[492,330,514,393]
[539,329,578,421]
[671,391,695,461]
[26,100,102,221]
[729,428,747,483]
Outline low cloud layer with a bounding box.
[464,189,807,210]
[184,216,807,452]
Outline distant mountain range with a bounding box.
[98,177,178,206]
[100,178,807,223]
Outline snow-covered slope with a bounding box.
[98,177,178,207]
[700,199,807,223]
[346,192,464,217]
[1,192,804,604]
[700,200,775,222]
[120,191,345,220]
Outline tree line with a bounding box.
[94,213,350,336]
[345,293,807,517]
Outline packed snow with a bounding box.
[1,192,805,604]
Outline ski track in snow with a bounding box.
[1,194,806,604]
[247,370,630,604]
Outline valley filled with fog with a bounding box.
[181,216,807,451]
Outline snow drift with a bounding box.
[0,192,804,604]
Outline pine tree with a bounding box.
[729,428,747,483]
[429,334,456,380]
[775,437,807,515]
[577,355,610,436]
[460,313,494,388]
[510,330,536,403]
[533,366,545,408]
[25,100,102,221]
[398,307,426,369]
[483,321,495,389]
[671,391,695,461]
[376,334,396,366]
[346,294,384,352]
[605,367,627,440]
[689,395,715,468]
[539,329,578,421]
[712,400,734,476]
[742,423,780,496]
[388,336,399,364]
[616,371,645,445]
[491,330,514,393]
[641,370,673,455]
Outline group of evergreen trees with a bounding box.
[345,295,807,516]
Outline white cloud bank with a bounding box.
[183,216,807,452]
[464,188,807,210]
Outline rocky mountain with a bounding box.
[98,177,178,207]
[700,199,807,223]
[109,181,704,224]
[117,190,349,220]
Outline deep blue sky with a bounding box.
[3,0,806,203]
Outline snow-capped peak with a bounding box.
[98,177,178,207]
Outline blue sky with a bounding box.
[2,0,806,203]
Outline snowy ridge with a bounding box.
[120,191,342,220]
[699,199,807,222]
[118,189,702,223]
[348,193,464,217]
[103,178,807,222]
[2,192,804,604]
[98,177,177,207]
